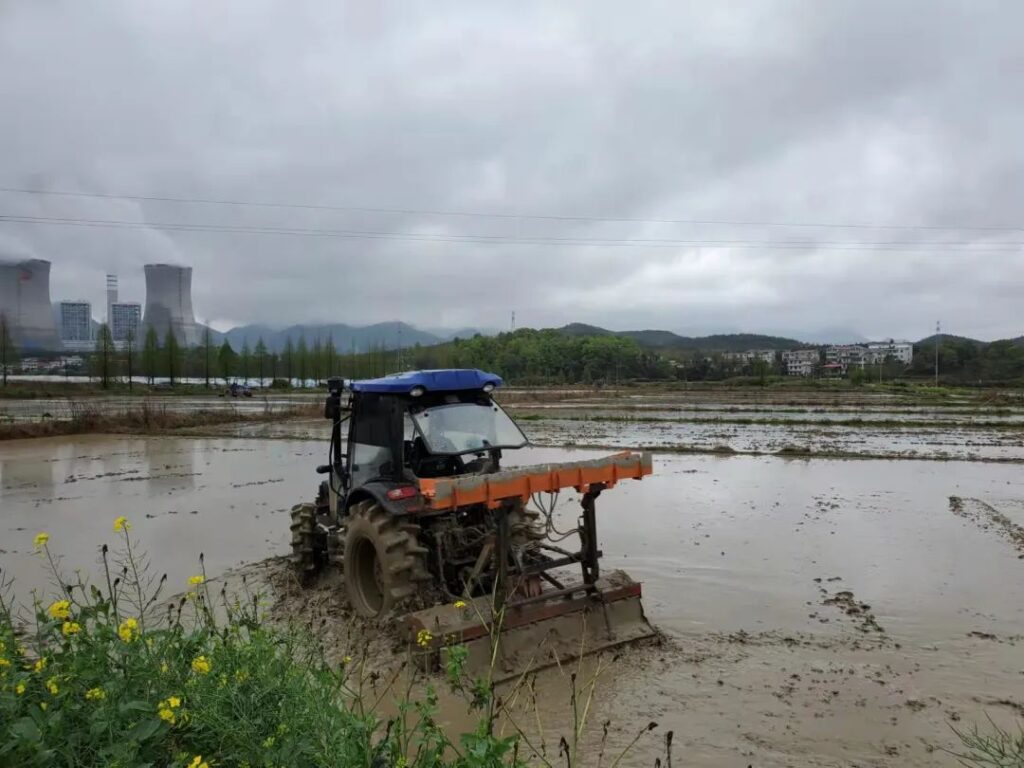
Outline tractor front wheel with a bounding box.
[343,500,430,618]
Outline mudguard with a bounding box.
[343,480,424,519]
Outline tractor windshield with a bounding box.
[410,401,527,455]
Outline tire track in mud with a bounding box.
[949,496,1024,557]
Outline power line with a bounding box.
[1,185,1022,234]
[1,213,1022,252]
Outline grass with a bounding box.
[0,520,670,767]
[0,401,319,441]
[952,718,1024,766]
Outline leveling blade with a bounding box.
[406,570,655,682]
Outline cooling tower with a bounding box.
[142,263,198,347]
[0,257,61,351]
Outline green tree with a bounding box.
[201,327,214,388]
[283,337,295,385]
[164,330,181,386]
[218,340,237,385]
[124,327,136,391]
[324,337,337,379]
[142,326,160,385]
[254,337,268,386]
[310,338,322,385]
[93,323,116,389]
[0,312,17,386]
[240,341,252,384]
[297,336,309,387]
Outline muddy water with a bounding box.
[2,435,1023,765]
[525,417,1024,461]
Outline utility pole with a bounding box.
[934,320,940,386]
[510,311,516,332]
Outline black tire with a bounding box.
[343,500,430,618]
[289,502,319,582]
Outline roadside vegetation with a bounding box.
[0,400,318,441]
[1,522,669,767]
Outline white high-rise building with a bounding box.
[110,302,141,343]
[59,300,93,350]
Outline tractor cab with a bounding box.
[320,369,528,514]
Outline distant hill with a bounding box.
[221,321,442,354]
[915,333,984,347]
[556,324,804,352]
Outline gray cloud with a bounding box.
[1,0,1021,340]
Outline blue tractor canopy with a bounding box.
[350,368,503,395]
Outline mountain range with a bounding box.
[208,321,1016,355]
[215,321,490,354]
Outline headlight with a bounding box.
[482,382,495,393]
[410,385,425,397]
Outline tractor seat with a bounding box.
[405,437,463,478]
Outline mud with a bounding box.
[2,404,1024,765]
[949,495,1024,556]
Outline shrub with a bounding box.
[0,522,515,768]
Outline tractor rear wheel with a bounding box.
[343,500,430,618]
[289,502,320,582]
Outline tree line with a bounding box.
[392,329,674,384]
[85,326,414,389]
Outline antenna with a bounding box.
[510,310,516,332]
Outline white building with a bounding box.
[782,348,820,376]
[867,341,913,365]
[110,302,141,344]
[59,300,92,350]
[722,349,777,366]
[825,344,868,372]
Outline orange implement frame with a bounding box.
[416,450,652,511]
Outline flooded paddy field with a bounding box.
[2,417,1022,765]
[0,393,320,423]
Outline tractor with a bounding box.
[290,369,654,675]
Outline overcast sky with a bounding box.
[1,1,1021,341]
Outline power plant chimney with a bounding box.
[142,263,198,346]
[0,257,61,351]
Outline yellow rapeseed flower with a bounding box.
[62,621,82,637]
[117,617,139,643]
[85,687,105,701]
[39,702,47,710]
[168,695,182,708]
[15,681,25,695]
[33,657,47,673]
[48,600,72,620]
[0,657,9,669]
[342,655,352,665]
[158,706,176,724]
[113,516,131,532]
[46,677,59,695]
[188,756,210,768]
[453,600,467,609]
[191,655,211,675]
[161,662,169,674]
[415,629,433,648]
[234,669,249,683]
[188,575,204,585]
[33,532,50,549]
